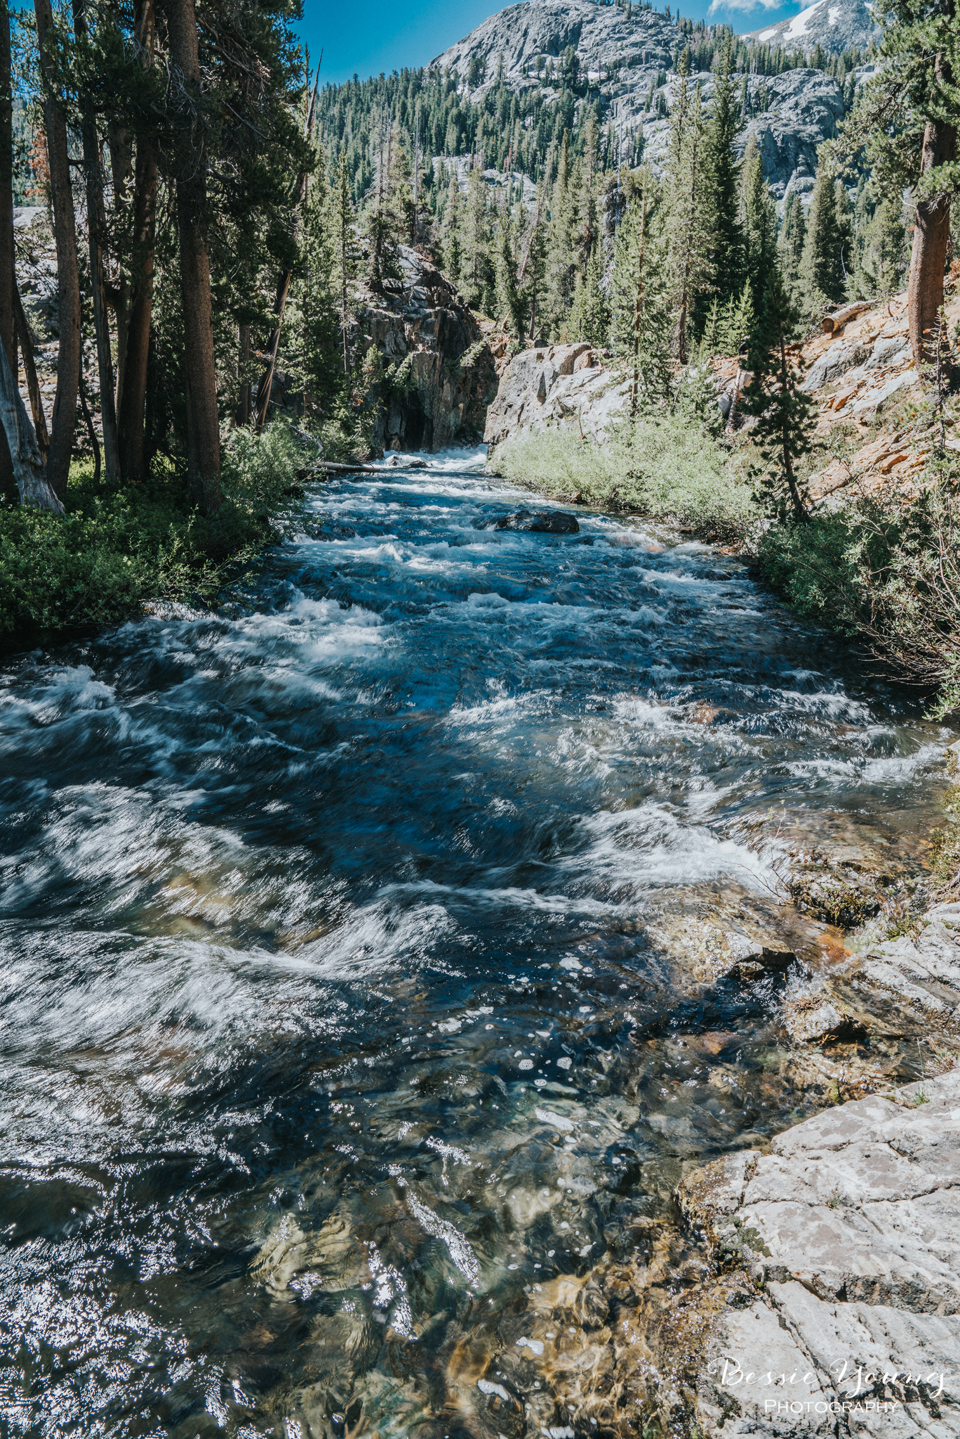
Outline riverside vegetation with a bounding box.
[0,0,958,698]
[0,0,955,676]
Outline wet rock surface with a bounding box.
[681,1069,960,1435]
[494,510,581,534]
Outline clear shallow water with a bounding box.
[0,453,949,1437]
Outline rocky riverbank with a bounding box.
[681,1063,960,1435]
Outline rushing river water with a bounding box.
[0,452,951,1438]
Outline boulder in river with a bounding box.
[495,509,580,534]
[680,1067,960,1435]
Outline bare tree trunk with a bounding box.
[34,0,82,500]
[0,320,64,510]
[115,0,158,482]
[907,89,957,374]
[14,287,50,458]
[108,122,132,405]
[778,332,808,523]
[0,0,15,500]
[165,0,223,514]
[234,323,251,425]
[73,0,119,480]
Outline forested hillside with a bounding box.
[0,0,957,680]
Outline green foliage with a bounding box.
[0,422,313,638]
[756,477,960,716]
[220,418,313,522]
[742,272,817,521]
[491,412,756,539]
[798,169,850,320]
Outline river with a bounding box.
[0,452,948,1437]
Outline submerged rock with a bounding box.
[495,509,580,534]
[680,1069,960,1435]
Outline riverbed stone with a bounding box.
[494,509,580,533]
[680,1070,960,1435]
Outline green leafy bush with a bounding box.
[490,412,757,539]
[756,480,960,717]
[0,419,308,639]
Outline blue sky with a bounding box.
[301,0,810,86]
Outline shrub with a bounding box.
[756,480,960,717]
[490,412,757,540]
[0,419,307,639]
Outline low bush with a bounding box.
[756,480,960,718]
[0,420,308,638]
[490,411,757,540]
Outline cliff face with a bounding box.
[430,0,866,200]
[353,246,498,453]
[483,342,628,463]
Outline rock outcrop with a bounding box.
[430,0,858,199]
[482,342,627,459]
[354,245,498,453]
[681,1068,960,1435]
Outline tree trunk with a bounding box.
[108,122,132,406]
[907,58,957,374]
[116,132,157,480]
[115,0,158,483]
[0,0,15,500]
[14,286,51,459]
[234,323,251,425]
[74,0,119,480]
[34,0,82,500]
[165,0,223,514]
[0,320,64,510]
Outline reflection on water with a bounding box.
[0,451,948,1436]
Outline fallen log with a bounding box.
[821,300,874,334]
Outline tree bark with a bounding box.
[234,323,251,425]
[73,0,119,480]
[907,57,957,374]
[34,0,82,500]
[116,0,157,482]
[164,0,223,513]
[14,286,51,459]
[0,317,64,510]
[0,0,15,500]
[107,122,132,405]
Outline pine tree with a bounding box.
[741,273,816,522]
[740,134,778,323]
[461,160,494,310]
[699,32,743,319]
[517,182,548,343]
[609,176,672,409]
[851,194,907,298]
[575,110,600,275]
[663,61,711,363]
[494,206,524,337]
[543,129,578,337]
[777,189,806,303]
[569,248,610,347]
[441,166,463,283]
[295,145,341,420]
[331,152,360,374]
[798,167,846,317]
